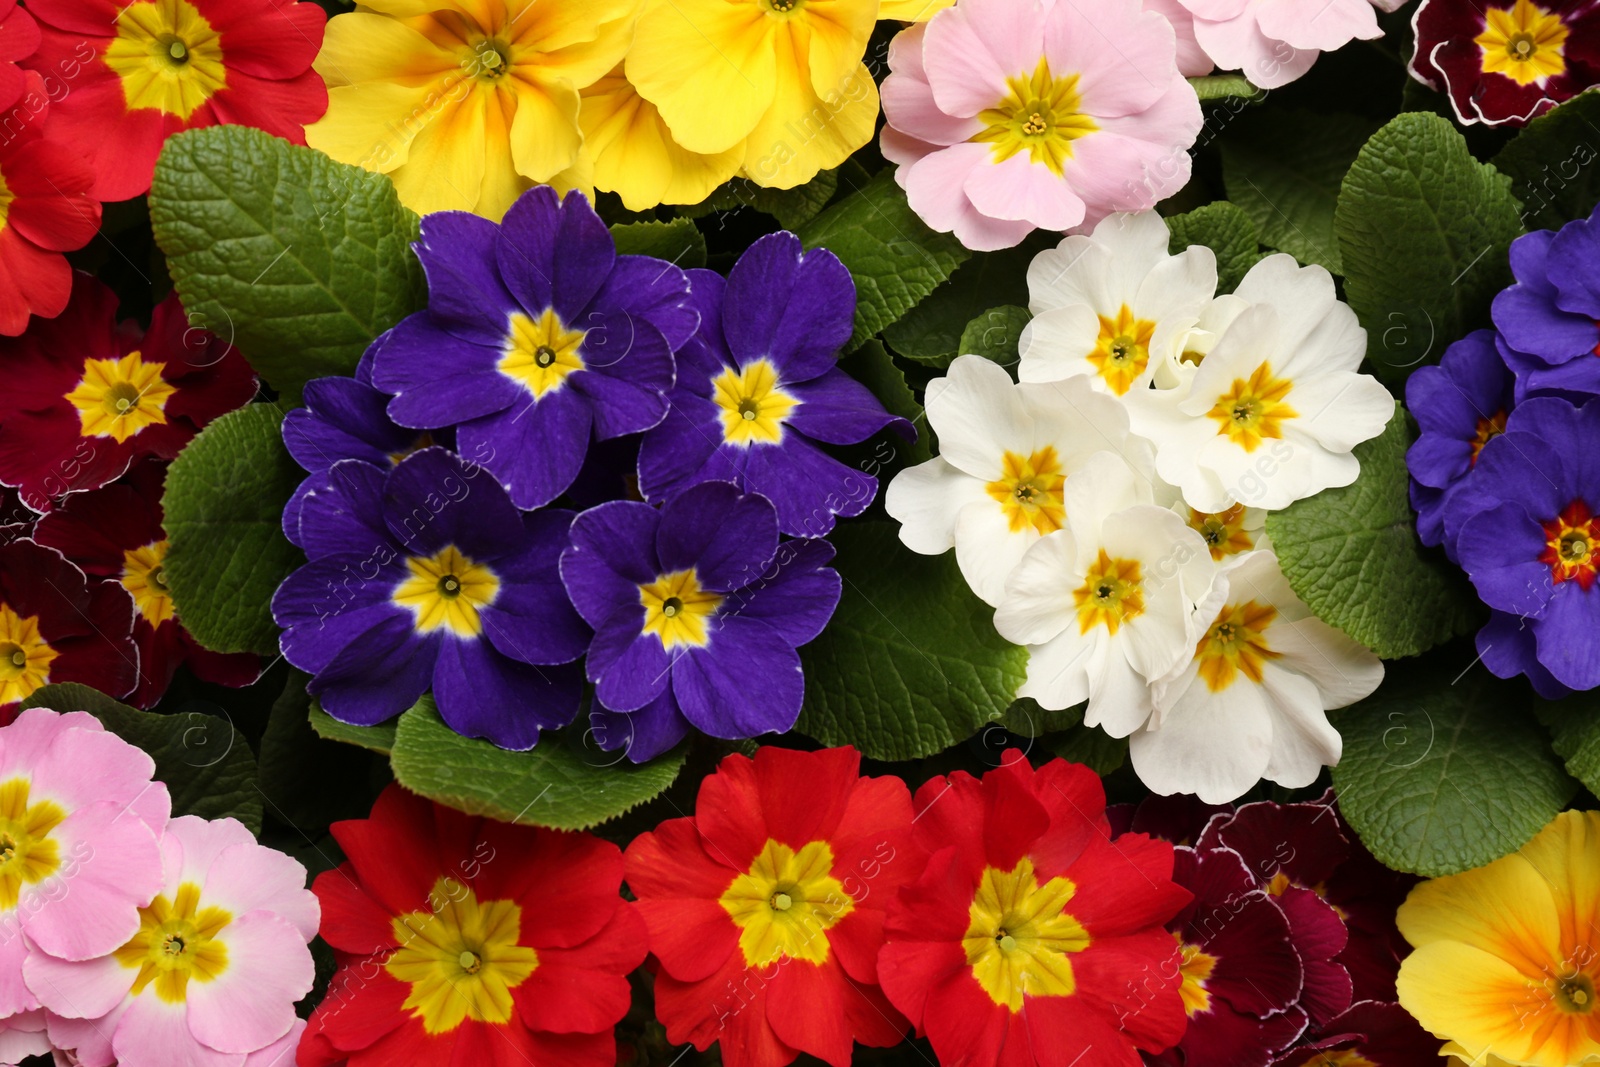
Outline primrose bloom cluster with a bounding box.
[1406,205,1600,696]
[0,707,317,1067]
[274,185,909,760]
[887,209,1393,802]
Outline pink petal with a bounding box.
[112,996,243,1067]
[0,709,103,780]
[164,817,256,889]
[22,802,165,961]
[1062,82,1201,223]
[1145,0,1217,76]
[27,724,166,825]
[904,143,1037,250]
[0,1007,50,1063]
[883,23,984,147]
[198,842,318,942]
[882,125,940,169]
[185,913,313,1055]
[243,1018,304,1067]
[922,0,1047,117]
[1254,0,1380,51]
[24,946,134,1020]
[1045,0,1176,118]
[48,999,129,1067]
[0,925,35,1016]
[1191,16,1318,87]
[964,149,1086,232]
[1180,0,1252,23]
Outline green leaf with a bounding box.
[387,697,688,830]
[797,170,971,350]
[1493,90,1600,232]
[882,234,1053,366]
[258,671,386,832]
[608,217,707,269]
[162,404,303,656]
[1220,109,1381,274]
[682,170,840,230]
[836,339,931,466]
[1335,112,1524,387]
[1265,403,1481,658]
[309,702,397,754]
[1188,74,1266,101]
[796,522,1029,761]
[1539,690,1600,796]
[1047,727,1128,776]
[1331,664,1576,877]
[150,126,427,400]
[1164,202,1263,293]
[20,683,264,834]
[958,306,1031,368]
[999,698,1127,774]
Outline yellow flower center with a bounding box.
[963,857,1089,1012]
[1476,0,1568,84]
[0,604,57,708]
[387,879,538,1034]
[713,359,797,446]
[639,568,722,651]
[466,38,514,82]
[1206,363,1297,453]
[392,545,500,637]
[122,540,175,627]
[974,57,1097,177]
[985,447,1067,536]
[64,352,178,445]
[1088,305,1156,395]
[0,779,66,912]
[1176,935,1218,1017]
[388,431,436,466]
[114,883,231,1003]
[1470,410,1507,465]
[719,839,854,967]
[1554,972,1598,1013]
[499,309,587,400]
[0,170,12,232]
[1073,549,1144,636]
[1187,505,1255,560]
[103,0,228,120]
[1195,599,1280,692]
[760,0,805,16]
[1541,501,1600,589]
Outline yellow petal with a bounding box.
[511,0,640,87]
[1397,941,1551,1066]
[579,69,742,209]
[1397,849,1562,979]
[474,90,537,219]
[876,0,954,18]
[313,12,457,85]
[798,0,877,97]
[306,82,435,173]
[1515,810,1600,958]
[508,76,583,184]
[388,85,491,215]
[627,0,776,154]
[741,59,877,188]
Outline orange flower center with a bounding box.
[1470,410,1507,465]
[1541,499,1599,590]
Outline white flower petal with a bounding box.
[886,457,989,555]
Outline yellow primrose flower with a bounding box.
[1397,810,1600,1067]
[307,0,634,219]
[878,0,954,17]
[624,0,880,189]
[578,66,743,210]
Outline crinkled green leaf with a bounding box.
[682,171,840,230]
[1335,112,1524,387]
[609,217,707,269]
[1331,664,1576,877]
[1539,690,1600,796]
[958,306,1030,369]
[150,126,426,400]
[21,683,263,834]
[797,170,971,349]
[1189,74,1266,101]
[797,523,1029,761]
[388,697,687,830]
[1493,90,1600,232]
[882,235,1052,366]
[1165,202,1263,293]
[308,702,397,754]
[163,405,304,656]
[1220,109,1381,274]
[1265,403,1481,658]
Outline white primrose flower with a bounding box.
[1124,254,1394,513]
[993,451,1218,735]
[1130,548,1384,804]
[885,354,1154,606]
[1018,210,1219,397]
